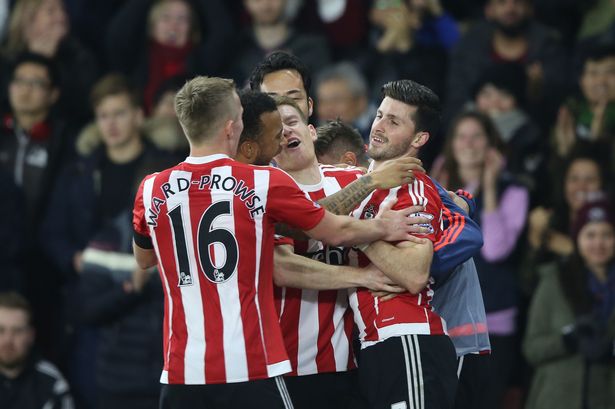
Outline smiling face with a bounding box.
[452,117,490,169]
[274,103,317,172]
[565,159,602,213]
[368,96,421,161]
[578,221,615,269]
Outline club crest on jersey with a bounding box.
[179,271,193,286]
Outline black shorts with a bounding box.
[454,353,491,409]
[284,370,368,409]
[358,334,458,409]
[159,376,294,409]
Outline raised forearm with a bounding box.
[318,175,376,215]
[364,240,433,294]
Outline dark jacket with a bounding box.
[0,358,74,409]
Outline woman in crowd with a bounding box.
[523,199,615,409]
[432,110,529,408]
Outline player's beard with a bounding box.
[367,137,412,161]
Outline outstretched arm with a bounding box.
[273,245,403,293]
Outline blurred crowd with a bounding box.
[0,0,614,409]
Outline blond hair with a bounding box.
[271,95,307,124]
[5,0,45,55]
[174,76,237,144]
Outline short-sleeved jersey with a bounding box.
[132,154,325,385]
[274,165,363,376]
[347,171,446,347]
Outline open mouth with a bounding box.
[371,135,386,145]
[287,138,301,149]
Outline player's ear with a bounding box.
[307,124,317,141]
[307,97,314,117]
[411,131,429,149]
[341,151,357,166]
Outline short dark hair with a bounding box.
[12,52,60,88]
[248,51,312,98]
[239,91,278,144]
[381,80,441,136]
[0,292,32,325]
[315,120,368,163]
[90,73,141,110]
[581,44,615,66]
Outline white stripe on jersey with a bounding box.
[143,176,175,383]
[297,289,319,375]
[254,169,270,366]
[331,290,351,370]
[212,166,249,382]
[167,170,206,384]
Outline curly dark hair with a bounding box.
[239,90,278,144]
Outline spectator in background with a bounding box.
[249,50,314,119]
[0,292,75,409]
[314,119,369,168]
[0,170,24,293]
[314,62,374,141]
[523,199,615,409]
[446,0,569,128]
[1,0,99,123]
[552,45,615,176]
[40,74,172,408]
[106,0,233,113]
[230,0,330,86]
[0,53,77,363]
[470,63,546,203]
[432,110,529,409]
[525,152,607,290]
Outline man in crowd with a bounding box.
[0,292,74,409]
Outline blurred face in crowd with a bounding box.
[369,97,420,161]
[485,0,531,36]
[565,159,602,213]
[151,0,192,47]
[274,103,317,172]
[244,0,286,26]
[260,69,313,118]
[95,94,143,150]
[9,62,58,117]
[0,308,34,372]
[581,58,615,105]
[28,0,68,41]
[578,221,615,269]
[452,117,489,169]
[254,110,284,165]
[153,91,178,119]
[317,79,366,124]
[476,84,517,115]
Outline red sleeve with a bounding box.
[394,174,443,244]
[132,177,153,249]
[267,168,326,230]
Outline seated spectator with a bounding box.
[525,151,607,290]
[470,63,546,202]
[314,119,369,168]
[552,45,615,174]
[1,0,99,122]
[0,53,77,363]
[230,0,330,86]
[523,199,615,409]
[446,0,569,128]
[314,62,374,141]
[0,291,74,409]
[432,110,529,409]
[106,0,233,113]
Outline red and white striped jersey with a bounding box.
[132,154,325,385]
[275,165,362,376]
[347,171,446,347]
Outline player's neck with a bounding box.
[189,142,234,159]
[286,159,321,185]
